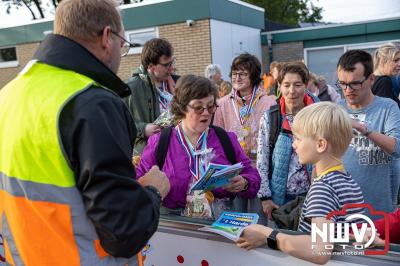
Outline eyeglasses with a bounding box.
[231,71,249,79]
[158,58,176,68]
[187,103,218,114]
[111,30,140,57]
[335,78,367,91]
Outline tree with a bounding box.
[3,0,140,20]
[243,0,323,26]
[4,0,61,20]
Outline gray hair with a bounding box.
[204,64,222,79]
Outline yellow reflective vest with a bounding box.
[0,61,138,265]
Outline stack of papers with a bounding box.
[199,212,259,241]
[189,162,243,193]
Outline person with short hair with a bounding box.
[205,64,223,85]
[268,61,283,97]
[257,62,318,221]
[213,54,275,222]
[307,72,319,96]
[124,38,179,153]
[219,80,233,98]
[237,102,364,265]
[337,49,400,214]
[136,75,261,210]
[316,74,341,103]
[372,42,400,107]
[214,53,276,163]
[0,0,170,264]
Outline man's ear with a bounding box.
[316,138,328,153]
[147,63,156,73]
[368,73,375,85]
[100,26,113,52]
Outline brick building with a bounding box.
[0,0,264,88]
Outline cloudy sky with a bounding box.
[1,0,400,28]
[313,0,400,23]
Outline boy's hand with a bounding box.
[236,224,272,250]
[261,200,279,220]
[350,228,385,248]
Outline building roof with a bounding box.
[0,0,264,47]
[261,16,400,48]
[264,20,296,32]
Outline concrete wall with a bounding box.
[210,19,262,80]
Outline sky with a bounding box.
[312,0,400,23]
[1,0,400,28]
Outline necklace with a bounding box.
[314,164,345,182]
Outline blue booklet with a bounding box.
[189,162,243,193]
[199,211,259,241]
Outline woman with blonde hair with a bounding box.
[372,42,400,107]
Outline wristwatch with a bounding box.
[267,229,280,250]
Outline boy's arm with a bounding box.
[237,218,333,265]
[277,217,333,265]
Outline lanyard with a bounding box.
[158,81,173,110]
[314,164,345,182]
[231,86,259,125]
[176,122,208,180]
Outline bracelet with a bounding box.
[242,177,249,191]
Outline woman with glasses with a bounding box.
[214,53,276,163]
[372,42,400,108]
[213,53,275,223]
[135,75,260,212]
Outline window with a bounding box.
[304,39,400,86]
[125,27,158,54]
[0,46,18,68]
[305,46,344,85]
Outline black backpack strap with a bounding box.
[156,126,173,169]
[268,104,282,180]
[210,125,237,164]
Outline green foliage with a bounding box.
[243,0,323,26]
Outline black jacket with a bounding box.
[372,75,400,108]
[33,34,161,258]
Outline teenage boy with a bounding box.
[236,102,364,264]
[124,38,178,153]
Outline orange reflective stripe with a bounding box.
[94,239,110,259]
[1,190,80,265]
[3,238,15,266]
[137,251,144,266]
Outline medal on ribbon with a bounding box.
[158,80,173,111]
[231,86,260,125]
[176,123,211,181]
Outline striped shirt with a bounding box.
[298,171,364,233]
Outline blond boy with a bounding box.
[237,102,365,264]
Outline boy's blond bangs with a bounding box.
[292,102,353,156]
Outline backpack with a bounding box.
[267,103,282,180]
[156,125,236,169]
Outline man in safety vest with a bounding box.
[0,0,170,265]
